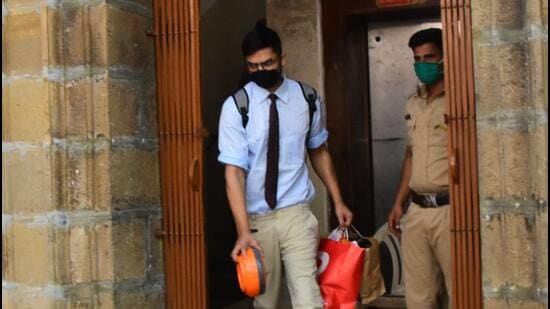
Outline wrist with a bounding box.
[333,200,345,208]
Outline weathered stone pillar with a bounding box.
[2,0,163,307]
[472,0,548,307]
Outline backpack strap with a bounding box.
[232,88,249,128]
[232,83,318,136]
[297,81,318,139]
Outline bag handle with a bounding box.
[348,224,372,248]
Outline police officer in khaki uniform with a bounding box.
[388,28,451,308]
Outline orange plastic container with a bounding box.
[236,247,266,297]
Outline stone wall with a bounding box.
[472,0,548,307]
[2,0,163,307]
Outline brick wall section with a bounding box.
[472,0,548,306]
[2,0,163,307]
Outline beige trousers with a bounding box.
[248,204,323,309]
[402,203,451,309]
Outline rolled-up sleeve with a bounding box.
[307,96,329,149]
[218,97,249,170]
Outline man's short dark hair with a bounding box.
[241,20,282,57]
[408,28,443,52]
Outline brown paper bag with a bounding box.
[360,237,386,304]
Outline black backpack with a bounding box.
[231,81,318,138]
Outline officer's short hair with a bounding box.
[408,28,443,53]
[241,20,282,57]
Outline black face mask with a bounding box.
[249,68,283,89]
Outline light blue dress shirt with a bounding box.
[218,78,329,215]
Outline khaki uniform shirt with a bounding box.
[406,86,449,194]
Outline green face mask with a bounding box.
[414,61,443,85]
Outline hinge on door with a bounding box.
[146,27,157,37]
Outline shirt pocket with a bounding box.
[245,118,267,157]
[428,114,448,147]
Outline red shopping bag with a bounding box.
[317,237,365,309]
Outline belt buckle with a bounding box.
[426,194,438,207]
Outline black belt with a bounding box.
[411,191,449,208]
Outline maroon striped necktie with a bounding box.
[265,93,279,209]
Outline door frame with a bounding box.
[321,0,440,234]
[321,1,483,307]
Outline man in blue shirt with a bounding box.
[218,23,353,308]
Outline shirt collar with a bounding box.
[250,77,290,104]
[415,84,445,100]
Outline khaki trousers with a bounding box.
[402,203,451,309]
[248,204,323,309]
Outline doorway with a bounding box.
[367,19,441,230]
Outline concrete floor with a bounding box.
[223,296,406,309]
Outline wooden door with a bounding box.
[441,0,482,307]
[152,0,208,307]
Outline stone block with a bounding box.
[64,78,93,138]
[69,226,93,283]
[93,150,112,212]
[471,0,493,31]
[501,132,531,197]
[45,8,64,67]
[498,43,528,110]
[2,148,53,214]
[527,40,548,112]
[505,300,546,308]
[98,291,115,309]
[109,81,140,137]
[50,227,70,284]
[529,127,548,200]
[494,0,525,30]
[3,223,14,281]
[11,222,51,284]
[483,298,508,309]
[9,288,67,309]
[4,10,43,74]
[89,4,108,67]
[535,208,548,290]
[51,147,112,212]
[148,215,164,276]
[481,214,506,288]
[94,222,114,281]
[5,0,40,8]
[64,150,95,211]
[526,0,546,25]
[142,82,159,139]
[1,85,7,140]
[544,0,549,26]
[92,79,111,139]
[59,4,108,67]
[113,220,146,281]
[114,289,164,309]
[107,6,153,72]
[476,130,503,199]
[110,149,160,207]
[481,213,536,289]
[473,44,501,117]
[2,289,12,309]
[3,79,50,142]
